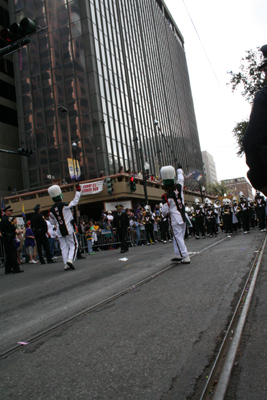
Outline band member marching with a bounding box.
[142,205,155,245]
[194,199,205,239]
[48,184,82,270]
[221,198,233,238]
[160,166,190,263]
[205,203,217,237]
[255,191,266,231]
[238,192,250,234]
[232,196,241,233]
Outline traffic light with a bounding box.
[129,176,136,192]
[0,17,38,59]
[106,177,113,195]
[17,148,33,157]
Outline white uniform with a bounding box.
[162,198,189,259]
[49,191,81,266]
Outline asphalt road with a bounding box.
[0,230,264,399]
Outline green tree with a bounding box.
[227,48,266,155]
[206,181,230,197]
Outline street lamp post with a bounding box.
[139,147,149,205]
[71,141,80,222]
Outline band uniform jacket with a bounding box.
[49,191,81,237]
[113,211,129,232]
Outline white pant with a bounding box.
[171,222,188,258]
[59,233,78,265]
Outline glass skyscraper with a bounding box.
[9,0,203,190]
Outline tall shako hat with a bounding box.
[258,45,267,71]
[160,165,175,185]
[48,185,62,202]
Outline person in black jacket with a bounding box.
[31,204,55,264]
[113,205,129,253]
[0,206,23,274]
[243,45,267,194]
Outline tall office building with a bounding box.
[0,0,23,198]
[8,0,203,190]
[202,150,218,185]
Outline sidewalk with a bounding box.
[228,241,267,399]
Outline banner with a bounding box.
[187,170,203,182]
[80,181,104,196]
[67,158,81,180]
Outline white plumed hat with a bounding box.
[48,185,62,202]
[160,165,175,185]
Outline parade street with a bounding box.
[0,230,266,399]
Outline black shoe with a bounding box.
[120,250,125,253]
[171,257,183,262]
[5,271,13,275]
[41,262,46,264]
[48,260,56,264]
[77,255,86,259]
[13,270,24,274]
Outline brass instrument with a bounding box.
[223,208,230,214]
[219,220,224,226]
[192,211,196,217]
[236,206,241,213]
[214,199,222,208]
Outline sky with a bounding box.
[164,0,267,182]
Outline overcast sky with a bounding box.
[164,0,266,182]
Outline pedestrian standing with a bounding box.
[25,221,38,264]
[85,222,95,255]
[0,206,23,274]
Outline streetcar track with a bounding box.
[0,236,228,360]
[199,234,267,400]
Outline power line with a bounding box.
[181,0,236,119]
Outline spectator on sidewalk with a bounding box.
[85,221,95,255]
[25,221,38,264]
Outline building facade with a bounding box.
[0,0,23,198]
[202,150,217,185]
[7,0,203,191]
[221,177,254,200]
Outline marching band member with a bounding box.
[142,205,155,245]
[255,191,266,231]
[238,192,250,233]
[205,202,217,237]
[161,166,190,263]
[232,196,241,233]
[194,199,205,239]
[48,184,82,270]
[221,198,233,238]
